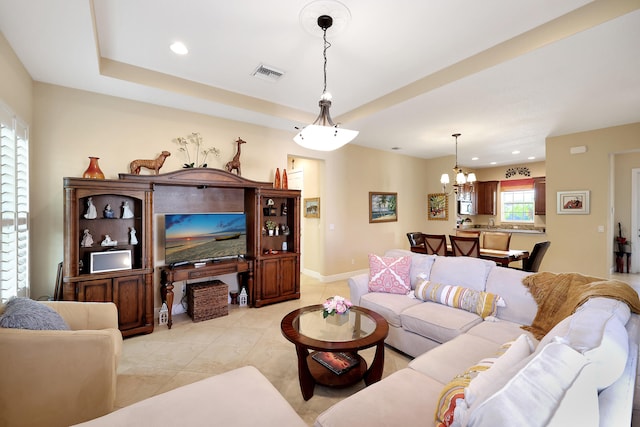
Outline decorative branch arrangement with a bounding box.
[173,132,220,168]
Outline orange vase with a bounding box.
[83,157,105,179]
[274,168,281,189]
[282,169,288,189]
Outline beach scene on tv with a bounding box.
[165,213,247,264]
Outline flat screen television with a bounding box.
[164,213,247,265]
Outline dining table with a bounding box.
[410,245,529,267]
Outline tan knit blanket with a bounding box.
[521,272,640,339]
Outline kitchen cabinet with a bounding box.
[474,181,498,215]
[534,177,546,215]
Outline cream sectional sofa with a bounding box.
[315,249,640,427]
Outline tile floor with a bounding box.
[115,275,411,425]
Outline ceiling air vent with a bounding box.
[252,64,284,82]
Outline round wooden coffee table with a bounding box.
[281,304,389,400]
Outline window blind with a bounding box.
[500,178,534,191]
[1,101,29,303]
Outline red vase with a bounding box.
[282,169,288,189]
[274,168,281,189]
[83,157,105,179]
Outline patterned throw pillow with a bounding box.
[414,279,504,319]
[368,254,412,294]
[435,360,494,427]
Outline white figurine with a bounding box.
[129,227,138,245]
[101,234,118,246]
[84,197,97,219]
[81,229,94,247]
[121,201,134,219]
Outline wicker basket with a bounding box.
[187,280,229,322]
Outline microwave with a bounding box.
[458,201,473,215]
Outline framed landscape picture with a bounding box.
[369,192,398,223]
[428,193,448,220]
[557,190,590,214]
[304,197,320,218]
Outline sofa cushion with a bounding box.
[400,302,483,344]
[464,342,591,427]
[314,368,444,427]
[359,292,421,328]
[408,335,501,388]
[466,319,537,346]
[384,249,436,289]
[368,254,412,294]
[535,298,630,391]
[0,297,70,330]
[566,307,629,391]
[73,366,307,427]
[464,334,535,407]
[429,256,495,292]
[414,279,504,319]
[485,266,536,325]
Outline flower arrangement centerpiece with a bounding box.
[322,295,352,319]
[174,132,220,168]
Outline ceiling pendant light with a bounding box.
[293,15,358,151]
[440,133,476,197]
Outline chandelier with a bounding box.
[293,15,359,151]
[440,133,476,197]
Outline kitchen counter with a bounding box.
[458,226,546,235]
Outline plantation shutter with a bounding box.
[1,101,29,302]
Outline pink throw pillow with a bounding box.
[368,254,411,294]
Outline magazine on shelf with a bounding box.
[311,351,360,375]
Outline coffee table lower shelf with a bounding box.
[308,352,367,388]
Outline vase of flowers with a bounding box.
[323,295,352,325]
[265,220,277,236]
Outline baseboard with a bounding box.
[302,268,369,283]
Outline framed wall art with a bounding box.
[369,192,397,223]
[557,190,590,214]
[303,197,320,218]
[428,193,448,220]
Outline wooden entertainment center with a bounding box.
[62,168,301,336]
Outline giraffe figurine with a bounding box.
[225,138,246,176]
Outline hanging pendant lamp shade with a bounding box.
[294,15,358,151]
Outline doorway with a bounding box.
[631,167,640,273]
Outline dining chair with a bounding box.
[449,235,481,258]
[482,231,512,251]
[456,230,480,238]
[521,241,551,272]
[424,234,447,256]
[406,232,425,248]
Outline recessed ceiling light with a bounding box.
[170,42,189,55]
[528,156,536,160]
[512,150,520,155]
[471,157,479,161]
[490,161,497,165]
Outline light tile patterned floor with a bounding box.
[115,275,411,425]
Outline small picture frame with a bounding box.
[557,190,590,214]
[369,192,398,223]
[304,197,320,218]
[428,193,448,220]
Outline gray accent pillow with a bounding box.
[0,297,70,330]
